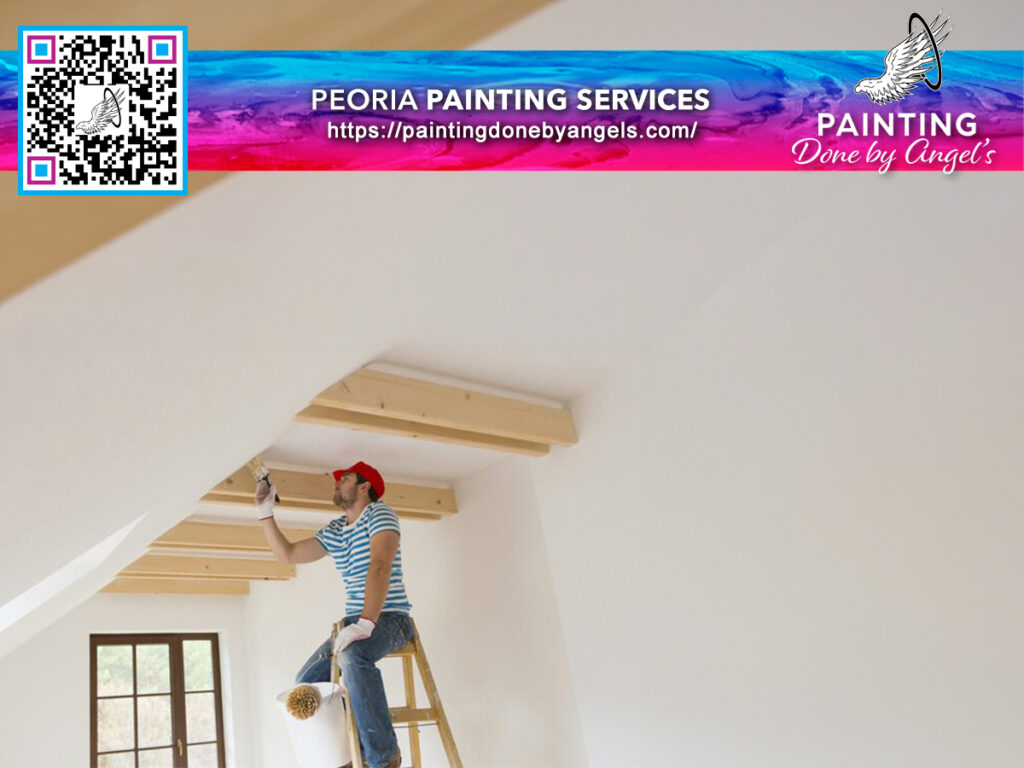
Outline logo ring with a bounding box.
[908,12,942,90]
[103,86,123,128]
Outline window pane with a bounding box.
[97,751,134,768]
[97,645,134,696]
[97,697,135,752]
[136,645,170,694]
[137,695,172,748]
[188,743,219,768]
[185,692,217,743]
[183,640,214,691]
[138,747,174,768]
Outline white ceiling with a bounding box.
[240,0,1024,492]
[2,0,1021,652]
[263,421,512,484]
[195,172,850,510]
[479,0,1022,49]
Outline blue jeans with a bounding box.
[295,613,414,768]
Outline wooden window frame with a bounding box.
[90,633,227,768]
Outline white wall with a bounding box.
[6,0,1022,665]
[406,458,586,767]
[247,458,587,768]
[0,169,814,657]
[0,593,255,768]
[529,174,1024,767]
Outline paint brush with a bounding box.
[247,456,281,503]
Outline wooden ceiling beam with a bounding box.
[204,466,456,519]
[309,368,577,448]
[0,0,552,51]
[152,520,312,553]
[102,577,250,595]
[296,405,550,456]
[120,554,295,580]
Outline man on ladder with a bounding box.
[257,460,411,768]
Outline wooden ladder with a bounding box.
[332,618,462,768]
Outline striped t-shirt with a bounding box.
[314,501,412,617]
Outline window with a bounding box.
[90,634,227,768]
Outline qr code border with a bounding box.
[18,24,189,196]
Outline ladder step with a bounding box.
[390,706,438,724]
[387,642,417,658]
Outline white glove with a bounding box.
[333,617,375,656]
[255,480,276,520]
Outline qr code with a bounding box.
[19,27,187,195]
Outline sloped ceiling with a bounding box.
[1,0,1022,656]
[0,0,553,303]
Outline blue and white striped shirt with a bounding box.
[314,501,412,617]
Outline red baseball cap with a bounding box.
[331,461,385,498]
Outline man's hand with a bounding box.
[333,617,375,656]
[255,480,276,520]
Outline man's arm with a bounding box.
[360,530,399,622]
[256,480,328,564]
[261,517,328,564]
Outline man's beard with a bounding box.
[334,490,356,509]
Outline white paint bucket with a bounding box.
[276,682,353,768]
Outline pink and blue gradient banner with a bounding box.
[2,50,1022,171]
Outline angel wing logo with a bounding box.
[75,87,126,135]
[854,12,951,104]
